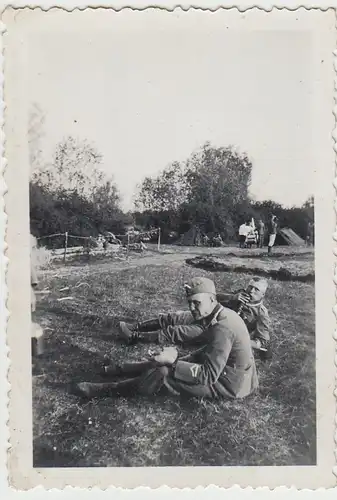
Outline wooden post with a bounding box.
[127,231,130,259]
[157,228,161,251]
[63,231,68,263]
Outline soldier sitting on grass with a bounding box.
[73,277,259,400]
[117,277,271,360]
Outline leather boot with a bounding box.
[118,318,161,345]
[118,322,138,344]
[73,377,139,399]
[137,318,161,332]
[102,360,154,377]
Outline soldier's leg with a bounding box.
[158,311,204,344]
[73,376,140,399]
[102,359,154,377]
[118,318,161,344]
[164,376,215,399]
[119,311,203,345]
[268,234,276,255]
[74,365,169,399]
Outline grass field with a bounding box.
[32,245,316,467]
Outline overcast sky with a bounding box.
[26,17,313,211]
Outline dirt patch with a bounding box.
[186,255,315,282]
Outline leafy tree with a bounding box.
[135,161,187,212]
[32,136,104,196]
[183,143,252,237]
[135,143,253,240]
[30,128,126,242]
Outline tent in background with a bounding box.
[178,226,202,246]
[277,227,305,246]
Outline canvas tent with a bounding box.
[277,227,305,246]
[178,226,202,246]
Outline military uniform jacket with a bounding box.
[173,304,259,399]
[216,291,270,347]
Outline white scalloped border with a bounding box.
[0,5,9,498]
[0,1,335,10]
[0,3,336,495]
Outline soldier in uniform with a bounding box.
[217,278,271,359]
[73,277,259,400]
[117,277,271,359]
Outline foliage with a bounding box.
[30,134,126,245]
[135,143,253,240]
[135,162,187,212]
[29,102,314,244]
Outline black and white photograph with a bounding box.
[3,6,336,490]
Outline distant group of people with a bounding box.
[239,214,278,254]
[202,233,223,247]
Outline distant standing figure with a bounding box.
[267,215,278,255]
[202,234,210,246]
[257,219,265,248]
[245,222,256,249]
[212,233,223,247]
[238,221,250,248]
[306,221,314,246]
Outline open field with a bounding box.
[32,245,315,467]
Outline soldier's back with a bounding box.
[216,307,254,369]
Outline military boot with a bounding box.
[118,319,161,345]
[102,360,153,377]
[73,377,138,399]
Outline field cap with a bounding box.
[184,277,216,296]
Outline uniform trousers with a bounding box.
[157,311,204,344]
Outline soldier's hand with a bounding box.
[237,291,250,305]
[153,347,178,366]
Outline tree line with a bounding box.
[29,104,314,247]
[30,135,130,248]
[134,143,314,243]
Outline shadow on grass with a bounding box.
[37,305,134,329]
[37,342,110,386]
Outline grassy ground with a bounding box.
[32,246,316,467]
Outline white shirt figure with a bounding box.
[239,223,250,236]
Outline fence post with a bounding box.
[157,228,161,251]
[127,231,130,260]
[63,231,68,263]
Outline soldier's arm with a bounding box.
[252,305,271,347]
[173,325,234,386]
[178,346,206,363]
[216,291,241,308]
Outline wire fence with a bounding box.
[36,228,161,263]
